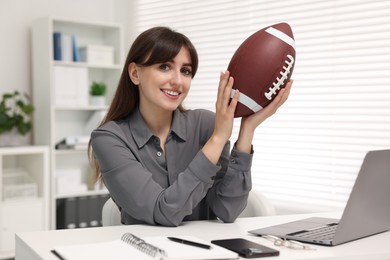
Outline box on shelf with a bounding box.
[79,45,114,65]
[2,168,37,201]
[56,169,88,195]
[53,66,89,107]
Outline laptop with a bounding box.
[249,149,390,246]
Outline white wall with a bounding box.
[0,0,135,98]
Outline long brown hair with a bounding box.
[88,26,199,182]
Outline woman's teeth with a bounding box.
[162,90,179,96]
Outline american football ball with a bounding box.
[228,23,296,117]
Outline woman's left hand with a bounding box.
[242,80,292,129]
[235,80,292,153]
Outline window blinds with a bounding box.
[133,0,390,213]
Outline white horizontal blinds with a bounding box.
[249,0,390,213]
[135,0,255,111]
[134,0,390,213]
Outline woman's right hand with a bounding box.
[202,71,239,165]
[213,71,239,142]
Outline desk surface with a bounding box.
[16,212,390,260]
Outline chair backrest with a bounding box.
[102,197,122,226]
[101,189,275,226]
[238,189,276,217]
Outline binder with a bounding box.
[56,197,77,229]
[52,233,239,260]
[87,195,101,227]
[61,33,73,62]
[77,196,89,228]
[72,35,81,62]
[53,32,62,60]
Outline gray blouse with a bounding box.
[91,107,253,226]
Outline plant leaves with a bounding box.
[0,91,34,135]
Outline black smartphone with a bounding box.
[211,238,279,258]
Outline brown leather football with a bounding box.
[228,23,296,117]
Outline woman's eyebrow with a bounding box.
[183,63,192,67]
[167,58,192,68]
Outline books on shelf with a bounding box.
[61,33,73,62]
[53,32,81,62]
[55,136,89,150]
[52,233,239,260]
[72,35,81,62]
[53,32,62,61]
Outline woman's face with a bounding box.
[133,46,193,114]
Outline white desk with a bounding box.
[15,212,390,260]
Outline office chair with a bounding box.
[238,189,276,217]
[102,197,122,226]
[102,189,275,226]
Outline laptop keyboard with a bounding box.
[290,223,338,240]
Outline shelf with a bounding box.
[0,145,50,155]
[32,16,123,230]
[0,146,49,256]
[55,105,108,111]
[53,60,122,70]
[55,149,88,155]
[56,189,109,199]
[0,250,14,260]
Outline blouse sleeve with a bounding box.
[205,143,253,222]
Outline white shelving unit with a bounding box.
[0,146,49,259]
[31,17,123,229]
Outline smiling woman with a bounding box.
[128,46,193,115]
[88,26,291,226]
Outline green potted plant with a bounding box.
[89,81,107,106]
[0,91,34,146]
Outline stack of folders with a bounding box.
[52,233,239,260]
[56,194,109,229]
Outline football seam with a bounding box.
[264,54,295,100]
